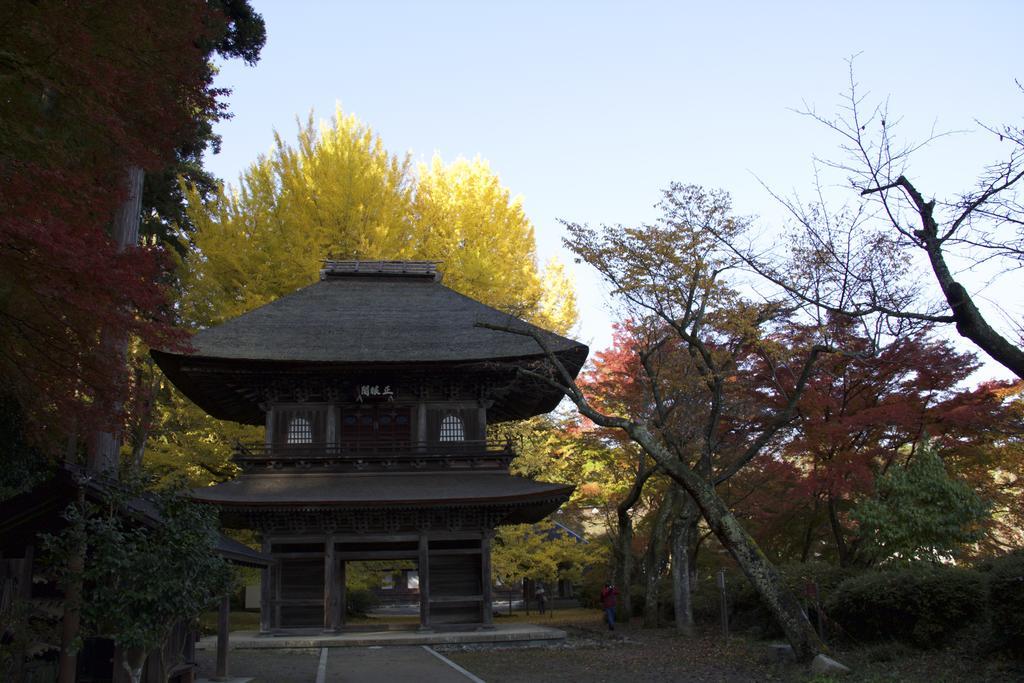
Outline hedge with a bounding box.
[825,565,986,647]
[981,550,1024,655]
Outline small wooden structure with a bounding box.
[153,260,588,631]
[0,465,270,682]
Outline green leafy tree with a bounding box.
[42,481,231,683]
[852,442,989,564]
[492,523,600,588]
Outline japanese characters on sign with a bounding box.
[356,384,395,402]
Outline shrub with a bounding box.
[981,551,1024,655]
[826,565,986,647]
[345,588,380,616]
[576,570,607,609]
[694,564,856,638]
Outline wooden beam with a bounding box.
[335,550,418,561]
[215,593,229,680]
[428,594,483,603]
[418,534,430,630]
[481,533,493,627]
[331,533,421,544]
[430,548,483,556]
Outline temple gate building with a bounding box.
[152,260,588,632]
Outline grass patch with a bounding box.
[198,610,260,634]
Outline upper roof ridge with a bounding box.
[320,260,442,281]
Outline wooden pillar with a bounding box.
[417,402,428,446]
[215,593,229,680]
[481,533,493,627]
[265,409,274,449]
[338,561,347,627]
[259,538,273,634]
[324,537,338,632]
[418,534,431,630]
[327,405,339,447]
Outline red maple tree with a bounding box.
[0,1,245,447]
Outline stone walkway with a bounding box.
[196,645,484,683]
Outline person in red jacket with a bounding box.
[599,583,620,630]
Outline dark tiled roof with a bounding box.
[169,276,584,364]
[0,465,272,567]
[152,268,588,424]
[213,534,272,567]
[191,471,573,507]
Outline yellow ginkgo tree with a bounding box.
[138,106,577,483]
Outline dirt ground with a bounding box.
[195,609,1023,682]
[440,620,1024,683]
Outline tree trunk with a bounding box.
[129,361,153,473]
[614,505,633,625]
[87,165,144,476]
[800,497,821,563]
[121,645,148,683]
[614,462,656,625]
[643,494,673,627]
[57,491,86,683]
[671,492,698,635]
[900,178,1024,380]
[827,494,850,567]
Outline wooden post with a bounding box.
[260,538,273,634]
[324,537,338,632]
[717,569,729,643]
[481,533,493,627]
[215,593,229,680]
[418,534,431,630]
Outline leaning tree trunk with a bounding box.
[671,491,698,635]
[626,424,827,661]
[475,318,828,661]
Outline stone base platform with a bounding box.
[196,623,566,650]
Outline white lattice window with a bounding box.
[439,414,465,442]
[286,416,313,444]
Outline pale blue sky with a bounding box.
[206,0,1022,378]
